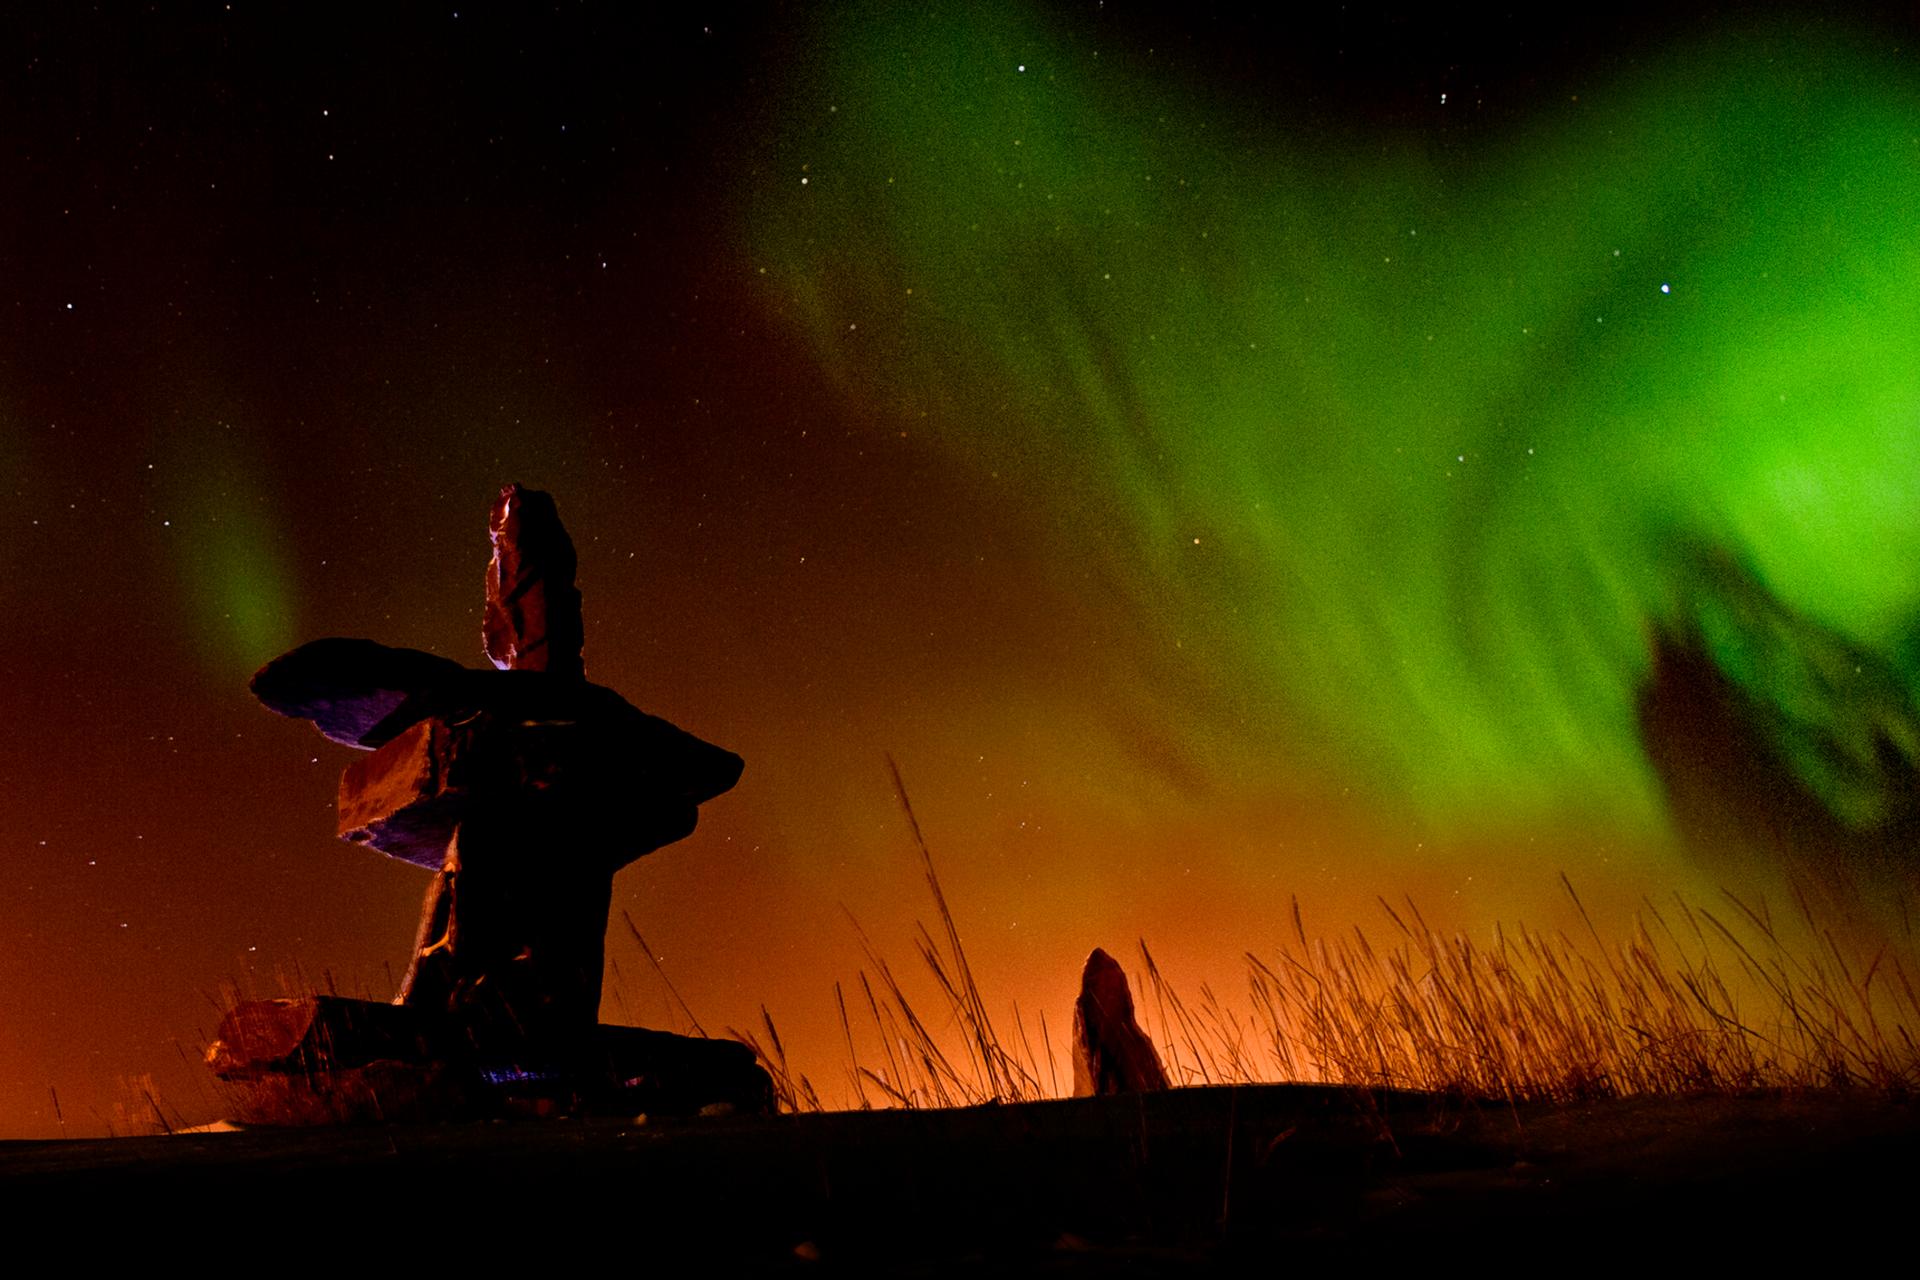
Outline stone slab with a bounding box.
[336,712,722,867]
[206,996,775,1122]
[337,717,473,867]
[255,640,743,808]
[250,637,469,748]
[205,995,439,1079]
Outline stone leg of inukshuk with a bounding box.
[396,794,624,1059]
[372,727,698,1060]
[221,483,760,1118]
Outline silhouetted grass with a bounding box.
[1201,876,1920,1101]
[785,770,1920,1111]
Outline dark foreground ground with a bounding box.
[3,1085,1913,1269]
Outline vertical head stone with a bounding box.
[484,484,585,681]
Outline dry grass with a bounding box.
[160,771,1920,1126]
[1185,876,1920,1102]
[737,766,1920,1113]
[730,757,1054,1111]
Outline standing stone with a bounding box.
[1071,947,1171,1096]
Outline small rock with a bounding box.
[1071,947,1171,1096]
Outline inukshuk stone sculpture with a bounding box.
[207,485,768,1121]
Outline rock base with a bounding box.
[207,996,772,1125]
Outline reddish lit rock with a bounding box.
[484,482,585,679]
[205,995,435,1079]
[1071,948,1172,1096]
[336,716,471,867]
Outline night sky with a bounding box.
[7,3,1920,1138]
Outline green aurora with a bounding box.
[163,418,298,677]
[746,8,1920,875]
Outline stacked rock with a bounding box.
[210,485,768,1121]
